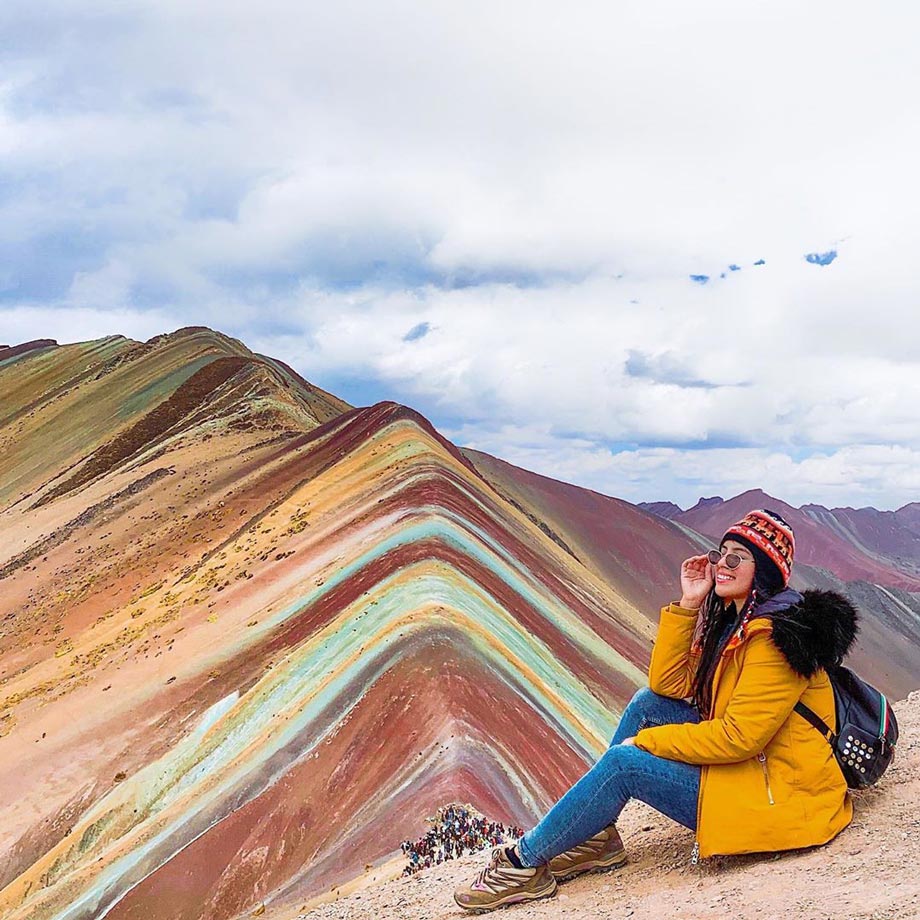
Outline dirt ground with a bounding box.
[288,690,920,920]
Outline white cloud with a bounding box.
[446,425,920,512]
[251,268,920,446]
[0,303,173,346]
[0,1,918,509]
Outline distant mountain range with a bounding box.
[1,328,917,920]
[640,494,920,587]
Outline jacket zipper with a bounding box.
[757,752,775,805]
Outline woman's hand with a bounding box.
[620,736,636,746]
[679,554,714,610]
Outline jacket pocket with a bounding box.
[757,752,775,805]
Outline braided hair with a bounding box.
[690,542,785,717]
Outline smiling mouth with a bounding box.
[716,573,735,583]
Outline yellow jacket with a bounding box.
[634,591,855,858]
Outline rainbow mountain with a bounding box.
[0,327,917,920]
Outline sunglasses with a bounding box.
[707,548,754,569]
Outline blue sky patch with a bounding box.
[0,229,108,301]
[403,322,431,342]
[804,250,837,266]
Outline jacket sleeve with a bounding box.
[646,603,701,700]
[635,629,809,764]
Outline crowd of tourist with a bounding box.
[400,803,525,875]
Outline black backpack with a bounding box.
[794,664,898,789]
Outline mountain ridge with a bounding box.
[0,382,659,919]
[1,327,918,920]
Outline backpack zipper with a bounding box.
[757,752,775,805]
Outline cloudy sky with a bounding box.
[2,1,918,510]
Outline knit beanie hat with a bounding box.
[721,508,795,587]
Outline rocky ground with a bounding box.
[285,690,920,920]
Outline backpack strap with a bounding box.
[793,701,836,745]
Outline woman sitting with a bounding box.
[455,509,857,912]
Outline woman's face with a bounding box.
[711,538,756,607]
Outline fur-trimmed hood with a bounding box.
[750,587,860,678]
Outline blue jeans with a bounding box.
[517,687,702,867]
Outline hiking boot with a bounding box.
[453,846,557,913]
[548,824,627,882]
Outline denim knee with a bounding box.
[630,686,661,707]
[609,686,684,748]
[599,739,640,770]
[598,742,686,794]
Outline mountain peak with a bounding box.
[687,495,724,512]
[637,500,684,519]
